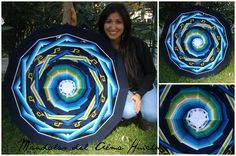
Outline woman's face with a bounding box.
[104,12,124,43]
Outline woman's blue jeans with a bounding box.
[122,87,157,122]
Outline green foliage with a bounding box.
[2,2,62,56]
[74,2,106,30]
[159,2,234,31]
[202,2,234,32]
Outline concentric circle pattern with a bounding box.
[11,33,119,143]
[161,8,232,78]
[159,85,234,154]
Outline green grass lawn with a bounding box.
[159,49,235,83]
[2,95,157,154]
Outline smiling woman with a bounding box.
[104,12,124,49]
[98,2,157,130]
[2,2,157,154]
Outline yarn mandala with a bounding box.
[160,6,232,78]
[159,85,234,154]
[4,25,128,149]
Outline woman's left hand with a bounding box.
[130,93,142,113]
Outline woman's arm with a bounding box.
[135,38,157,98]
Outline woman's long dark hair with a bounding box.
[98,2,139,87]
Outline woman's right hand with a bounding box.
[130,93,142,113]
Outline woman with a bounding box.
[98,3,157,128]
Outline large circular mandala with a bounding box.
[159,85,234,154]
[160,6,232,78]
[5,25,128,149]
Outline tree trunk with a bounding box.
[62,2,77,26]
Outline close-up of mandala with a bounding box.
[159,85,234,154]
[5,25,128,149]
[160,6,232,78]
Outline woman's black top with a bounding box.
[127,36,156,97]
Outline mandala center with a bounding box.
[192,38,204,49]
[186,108,209,131]
[59,80,76,97]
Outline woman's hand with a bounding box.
[130,93,141,113]
[62,2,77,26]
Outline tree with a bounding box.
[159,2,234,32]
[2,2,62,56]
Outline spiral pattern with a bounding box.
[163,9,231,77]
[12,33,119,142]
